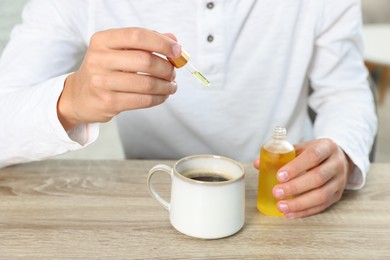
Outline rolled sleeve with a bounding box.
[308,0,378,190]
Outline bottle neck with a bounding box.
[272,126,287,140]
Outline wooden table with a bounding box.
[363,24,390,104]
[1,160,389,259]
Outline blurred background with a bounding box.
[1,0,389,162]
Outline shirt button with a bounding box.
[206,2,214,9]
[207,35,214,42]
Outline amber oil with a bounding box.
[257,126,295,216]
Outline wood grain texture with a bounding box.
[0,160,389,259]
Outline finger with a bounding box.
[123,93,170,110]
[103,92,170,115]
[163,33,178,42]
[253,157,260,169]
[284,202,333,219]
[273,157,337,199]
[277,139,337,182]
[100,50,175,81]
[283,187,342,218]
[92,71,177,95]
[92,28,182,58]
[276,177,342,215]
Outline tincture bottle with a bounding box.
[257,126,295,216]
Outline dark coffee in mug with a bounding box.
[185,171,231,182]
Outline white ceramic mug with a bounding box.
[147,154,245,239]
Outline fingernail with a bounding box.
[274,188,285,198]
[171,81,178,94]
[277,171,288,182]
[172,44,182,58]
[278,203,289,213]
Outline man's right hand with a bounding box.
[57,28,181,131]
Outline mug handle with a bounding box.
[147,164,173,211]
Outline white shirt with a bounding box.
[0,0,377,189]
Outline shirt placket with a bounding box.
[197,0,226,89]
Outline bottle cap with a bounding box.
[273,126,287,138]
[168,49,190,68]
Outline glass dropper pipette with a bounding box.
[168,49,211,87]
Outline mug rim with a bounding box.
[173,154,245,186]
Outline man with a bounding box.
[0,0,377,218]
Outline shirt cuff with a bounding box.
[66,123,99,146]
[345,165,365,190]
[329,139,366,190]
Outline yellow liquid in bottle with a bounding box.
[257,147,295,216]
